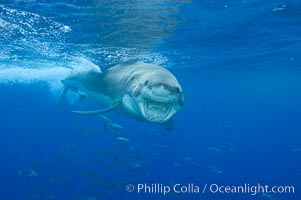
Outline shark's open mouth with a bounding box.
[143,99,172,122]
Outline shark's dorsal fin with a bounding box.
[119,58,140,66]
[72,101,120,116]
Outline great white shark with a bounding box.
[55,61,184,130]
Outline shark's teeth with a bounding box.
[143,99,172,122]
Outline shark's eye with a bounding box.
[144,80,149,86]
[133,90,140,97]
[175,87,180,93]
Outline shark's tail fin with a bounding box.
[53,78,90,110]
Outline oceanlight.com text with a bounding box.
[207,183,295,195]
[125,183,295,196]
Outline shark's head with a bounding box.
[124,66,184,123]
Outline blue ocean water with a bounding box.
[0,0,300,200]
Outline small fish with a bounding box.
[74,197,97,200]
[208,147,221,152]
[13,148,24,154]
[111,123,123,133]
[208,166,223,174]
[85,171,100,179]
[129,162,142,168]
[180,156,192,162]
[98,114,112,123]
[101,150,113,158]
[210,168,223,174]
[153,152,161,157]
[273,5,286,12]
[114,143,129,151]
[242,124,252,128]
[147,128,156,134]
[223,142,238,152]
[190,161,201,167]
[291,147,301,152]
[157,144,168,149]
[115,137,130,142]
[50,175,72,185]
[262,192,279,200]
[82,129,91,136]
[18,169,38,177]
[103,121,109,132]
[227,147,237,153]
[34,194,57,200]
[56,151,71,159]
[109,154,120,170]
[126,169,142,174]
[128,155,145,164]
[184,137,197,142]
[98,115,123,134]
[223,124,232,129]
[174,162,181,168]
[223,142,235,147]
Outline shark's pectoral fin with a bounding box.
[162,118,174,131]
[53,88,68,110]
[72,102,120,116]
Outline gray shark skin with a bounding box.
[58,61,184,130]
